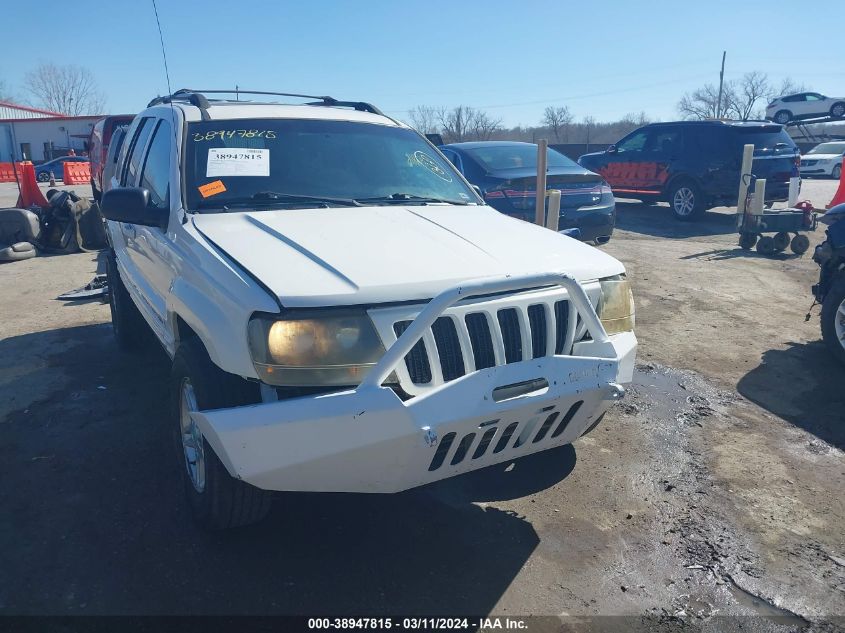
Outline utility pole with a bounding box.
[716,51,726,119]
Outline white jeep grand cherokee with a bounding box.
[101,90,637,529]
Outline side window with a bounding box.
[616,130,650,153]
[806,93,823,101]
[648,129,681,155]
[121,118,154,186]
[139,120,172,209]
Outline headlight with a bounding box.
[597,275,635,334]
[247,310,386,387]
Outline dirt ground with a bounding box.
[0,179,843,631]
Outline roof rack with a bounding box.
[146,89,386,120]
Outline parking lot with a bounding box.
[0,179,843,628]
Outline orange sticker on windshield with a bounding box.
[198,180,226,198]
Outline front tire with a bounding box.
[37,171,50,182]
[773,110,792,124]
[669,180,705,221]
[107,251,146,351]
[830,102,845,119]
[821,276,845,366]
[832,164,842,181]
[171,338,273,530]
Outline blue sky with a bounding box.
[3,0,842,126]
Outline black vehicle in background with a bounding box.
[440,141,616,244]
[578,121,800,221]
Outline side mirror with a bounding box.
[606,145,617,154]
[101,187,168,229]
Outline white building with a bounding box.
[0,101,109,163]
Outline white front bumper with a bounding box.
[191,272,637,493]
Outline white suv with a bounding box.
[101,90,637,529]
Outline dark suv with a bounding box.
[578,121,800,221]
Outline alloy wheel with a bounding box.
[673,187,695,217]
[179,378,206,493]
[836,298,845,353]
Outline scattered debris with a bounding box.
[57,274,108,301]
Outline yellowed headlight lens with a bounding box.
[598,277,635,334]
[248,312,386,387]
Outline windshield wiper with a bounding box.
[251,191,361,206]
[355,193,469,205]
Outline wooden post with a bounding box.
[752,179,766,216]
[535,139,548,226]
[736,143,755,228]
[546,190,561,231]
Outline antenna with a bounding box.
[150,0,185,221]
[151,0,173,97]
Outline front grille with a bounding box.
[392,293,583,388]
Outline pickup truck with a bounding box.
[101,90,637,529]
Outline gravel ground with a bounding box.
[0,179,843,630]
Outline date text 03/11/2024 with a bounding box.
[306,618,528,630]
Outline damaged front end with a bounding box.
[191,272,636,493]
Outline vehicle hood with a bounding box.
[803,153,842,161]
[192,205,625,308]
[484,165,601,180]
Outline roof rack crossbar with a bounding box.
[147,89,385,117]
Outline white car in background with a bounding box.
[800,141,844,180]
[766,92,845,124]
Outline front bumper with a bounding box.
[192,272,637,493]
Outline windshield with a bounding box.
[184,119,477,210]
[464,145,579,171]
[809,142,845,155]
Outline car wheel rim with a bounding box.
[834,105,845,117]
[179,378,206,493]
[673,187,695,216]
[836,299,845,352]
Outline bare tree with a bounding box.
[0,79,14,102]
[438,105,501,142]
[541,105,573,142]
[24,63,105,115]
[470,109,502,140]
[678,82,734,120]
[407,105,443,135]
[771,77,810,99]
[726,71,771,121]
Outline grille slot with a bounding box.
[493,422,520,453]
[554,300,570,354]
[465,313,495,369]
[528,304,547,358]
[394,320,432,385]
[428,432,456,471]
[473,427,498,459]
[497,309,522,363]
[450,433,476,465]
[432,317,465,381]
[551,400,584,438]
[532,411,560,443]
